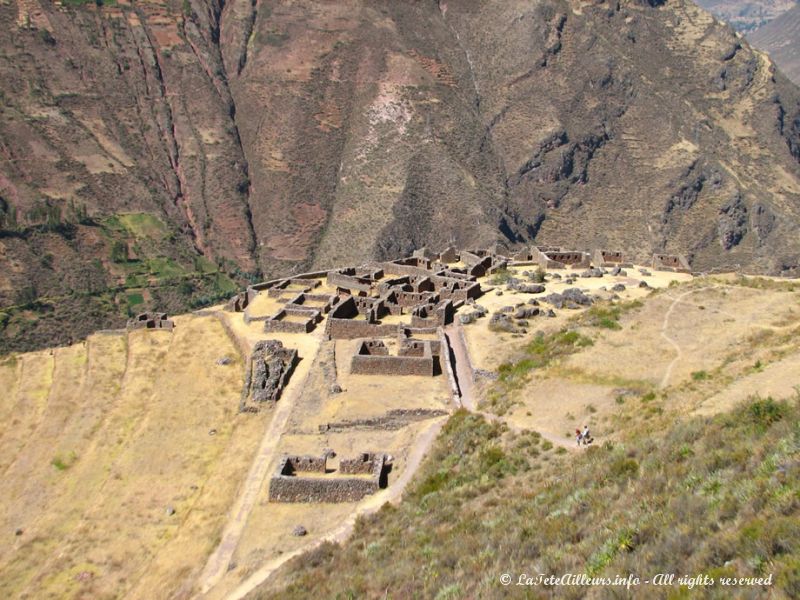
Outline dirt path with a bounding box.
[221,416,448,600]
[196,337,323,595]
[658,287,710,389]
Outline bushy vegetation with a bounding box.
[486,329,594,414]
[579,299,643,330]
[489,268,512,285]
[256,394,800,599]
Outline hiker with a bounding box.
[575,428,583,447]
[582,425,593,446]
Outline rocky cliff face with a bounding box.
[749,4,800,86]
[1,0,800,347]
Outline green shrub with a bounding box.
[110,240,128,263]
[691,370,709,381]
[489,268,512,285]
[745,397,785,430]
[608,456,639,480]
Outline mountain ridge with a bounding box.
[1,0,800,352]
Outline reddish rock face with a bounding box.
[2,0,800,352]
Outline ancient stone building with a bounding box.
[592,249,632,268]
[268,452,386,503]
[350,339,437,376]
[652,253,691,272]
[126,312,175,331]
[532,246,591,269]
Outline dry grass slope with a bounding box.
[0,315,266,599]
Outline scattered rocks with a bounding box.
[475,369,499,381]
[528,299,540,306]
[638,268,652,276]
[459,313,476,325]
[543,287,594,309]
[514,306,540,319]
[639,280,651,289]
[330,383,343,394]
[550,273,562,279]
[208,428,217,436]
[459,305,487,324]
[611,266,621,276]
[495,290,503,296]
[216,356,233,366]
[514,283,546,293]
[612,283,626,292]
[14,529,23,536]
[489,312,518,333]
[166,506,176,516]
[498,305,515,313]
[293,525,308,537]
[546,309,557,318]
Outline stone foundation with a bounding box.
[127,312,174,331]
[268,453,386,503]
[350,339,436,376]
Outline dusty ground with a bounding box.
[462,268,800,448]
[460,264,693,372]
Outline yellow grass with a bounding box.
[0,316,264,599]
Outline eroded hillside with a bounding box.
[2,0,800,353]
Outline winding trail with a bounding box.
[658,287,710,389]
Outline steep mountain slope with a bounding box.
[2,0,800,351]
[695,0,797,32]
[750,4,800,84]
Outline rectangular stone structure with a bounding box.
[268,453,386,503]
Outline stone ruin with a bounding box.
[240,340,298,412]
[592,249,632,268]
[530,246,592,270]
[225,291,249,312]
[268,452,387,503]
[263,307,322,334]
[127,312,174,331]
[350,338,439,377]
[652,253,691,273]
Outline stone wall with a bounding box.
[593,249,629,266]
[327,268,376,292]
[439,328,461,404]
[351,340,435,376]
[127,312,174,331]
[225,292,249,312]
[439,246,459,263]
[326,297,398,339]
[652,253,690,272]
[268,453,386,503]
[287,293,337,314]
[263,310,317,334]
